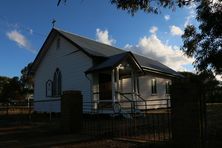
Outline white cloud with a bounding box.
[124,34,193,71]
[164,15,170,21]
[96,28,116,45]
[170,25,184,36]
[216,75,222,82]
[6,30,36,53]
[29,29,33,35]
[149,26,158,34]
[184,3,196,27]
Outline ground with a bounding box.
[0,103,221,147]
[206,103,222,148]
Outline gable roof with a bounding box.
[31,28,182,77]
[86,52,143,74]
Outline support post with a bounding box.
[134,75,139,109]
[131,70,136,111]
[171,80,205,148]
[112,69,116,104]
[134,75,138,96]
[91,74,98,111]
[116,66,120,102]
[131,71,135,100]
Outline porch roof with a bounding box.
[85,52,143,74]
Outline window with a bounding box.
[46,80,53,97]
[165,81,170,95]
[151,79,157,94]
[56,38,60,49]
[53,68,62,97]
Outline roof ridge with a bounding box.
[54,28,179,77]
[55,28,162,63]
[55,28,126,53]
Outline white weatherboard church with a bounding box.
[31,28,182,114]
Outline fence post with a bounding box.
[171,80,205,148]
[61,90,83,133]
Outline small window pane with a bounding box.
[166,81,170,94]
[151,79,157,94]
[46,80,53,97]
[53,68,62,97]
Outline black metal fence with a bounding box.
[0,100,33,115]
[82,98,172,143]
[0,88,209,147]
[20,97,172,144]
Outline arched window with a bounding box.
[46,80,53,97]
[53,68,62,97]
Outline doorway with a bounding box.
[99,73,112,109]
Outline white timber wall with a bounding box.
[120,74,171,109]
[34,35,92,112]
[139,74,171,109]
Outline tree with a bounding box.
[20,62,33,91]
[58,0,194,14]
[0,63,34,103]
[0,76,11,102]
[110,0,194,15]
[57,0,67,6]
[0,77,23,102]
[181,0,222,75]
[0,76,10,95]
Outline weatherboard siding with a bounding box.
[119,75,171,109]
[34,35,92,112]
[138,75,171,109]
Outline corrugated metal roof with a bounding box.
[57,29,181,77]
[86,52,143,73]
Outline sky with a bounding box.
[0,0,198,78]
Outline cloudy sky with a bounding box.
[0,0,198,77]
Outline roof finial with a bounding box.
[52,18,56,28]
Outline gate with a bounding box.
[82,98,172,144]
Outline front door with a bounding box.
[99,73,112,109]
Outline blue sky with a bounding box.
[0,0,197,78]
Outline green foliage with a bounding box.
[0,77,23,102]
[57,0,67,6]
[182,0,222,74]
[0,76,11,97]
[0,62,34,102]
[110,0,195,15]
[57,0,195,15]
[20,62,33,94]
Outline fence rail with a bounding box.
[82,98,172,143]
[0,97,172,144]
[0,106,33,115]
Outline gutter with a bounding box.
[142,66,184,78]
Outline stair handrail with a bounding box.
[117,91,136,114]
[134,92,148,110]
